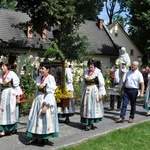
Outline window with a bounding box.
[114,25,118,37]
[130,49,134,56]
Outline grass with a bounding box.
[59,121,150,150]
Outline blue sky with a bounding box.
[98,3,127,24]
[99,6,109,21]
[98,3,129,33]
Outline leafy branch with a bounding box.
[44,42,65,60]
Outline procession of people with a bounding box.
[0,46,149,147]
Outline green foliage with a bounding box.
[60,121,150,150]
[20,58,36,98]
[19,102,31,116]
[0,0,17,9]
[128,0,150,65]
[44,41,65,60]
[104,68,113,88]
[16,0,103,30]
[19,53,36,115]
[113,14,129,28]
[76,0,104,20]
[56,24,90,61]
[20,74,35,99]
[15,0,103,61]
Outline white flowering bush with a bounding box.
[20,53,37,99]
[19,53,38,116]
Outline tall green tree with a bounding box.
[15,0,103,61]
[128,1,150,65]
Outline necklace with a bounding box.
[40,73,49,84]
[88,69,95,76]
[2,71,9,81]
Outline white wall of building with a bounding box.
[109,24,142,65]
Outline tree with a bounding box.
[128,1,150,65]
[16,0,103,29]
[0,0,17,9]
[52,21,89,62]
[102,0,129,25]
[15,0,103,61]
[113,14,128,28]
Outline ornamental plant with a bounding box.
[44,42,72,103]
[20,53,36,99]
[54,86,72,103]
[19,52,36,116]
[104,68,112,88]
[44,41,65,62]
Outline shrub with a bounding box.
[19,53,36,116]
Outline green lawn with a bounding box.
[60,121,150,150]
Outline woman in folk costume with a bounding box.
[0,61,23,136]
[26,61,59,145]
[80,59,106,131]
[143,67,150,116]
[57,61,74,123]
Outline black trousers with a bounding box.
[110,95,122,109]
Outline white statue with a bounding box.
[116,46,131,73]
[115,47,131,86]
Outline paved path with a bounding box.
[0,99,150,150]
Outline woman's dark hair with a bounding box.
[0,61,11,70]
[40,61,51,70]
[87,59,97,67]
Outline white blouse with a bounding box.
[81,67,106,95]
[0,70,23,96]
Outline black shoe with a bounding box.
[85,125,91,131]
[145,113,150,116]
[64,117,70,123]
[116,108,121,111]
[107,107,114,111]
[116,118,124,123]
[41,139,48,145]
[91,124,97,130]
[11,129,17,134]
[25,138,38,145]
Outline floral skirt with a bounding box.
[26,94,59,138]
[80,85,104,125]
[0,88,19,130]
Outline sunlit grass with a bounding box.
[60,121,150,150]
